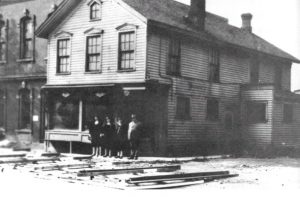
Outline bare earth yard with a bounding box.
[0,151,299,196]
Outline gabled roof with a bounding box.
[36,0,300,63]
[0,0,33,6]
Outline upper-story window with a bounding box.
[209,48,220,83]
[118,31,135,70]
[86,35,101,72]
[274,66,282,90]
[0,15,7,62]
[250,58,259,84]
[168,37,181,76]
[90,1,101,20]
[57,39,70,73]
[20,10,35,60]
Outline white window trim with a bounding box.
[84,28,104,73]
[116,23,139,72]
[87,0,103,21]
[55,31,73,75]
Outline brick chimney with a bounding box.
[241,13,253,33]
[188,0,206,30]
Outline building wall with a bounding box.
[0,0,63,142]
[46,0,147,85]
[147,31,242,153]
[241,88,274,146]
[272,100,300,148]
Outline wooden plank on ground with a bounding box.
[128,171,229,182]
[13,148,31,152]
[127,173,238,184]
[0,157,60,164]
[34,163,92,171]
[129,180,205,190]
[73,156,93,160]
[0,153,26,158]
[77,165,181,177]
[41,153,61,157]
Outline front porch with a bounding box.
[42,82,169,156]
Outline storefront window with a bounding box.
[49,95,79,130]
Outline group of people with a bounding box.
[88,114,142,160]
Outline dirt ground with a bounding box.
[0,149,299,196]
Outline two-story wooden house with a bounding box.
[36,0,300,156]
[0,0,63,146]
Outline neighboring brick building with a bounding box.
[0,0,63,146]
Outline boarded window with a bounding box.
[19,89,31,129]
[247,102,267,123]
[207,98,219,121]
[250,59,259,84]
[176,96,190,120]
[57,39,70,73]
[0,90,4,127]
[86,35,101,71]
[118,31,135,70]
[90,2,101,20]
[283,104,293,123]
[209,48,220,82]
[168,38,181,75]
[20,16,34,59]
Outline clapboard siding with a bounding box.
[272,100,300,148]
[47,0,147,85]
[241,89,274,146]
[147,32,241,148]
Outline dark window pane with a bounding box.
[57,39,70,73]
[283,104,293,123]
[168,38,181,75]
[0,90,4,127]
[176,97,190,120]
[209,48,220,82]
[247,102,267,123]
[86,35,101,71]
[207,98,219,121]
[90,2,101,20]
[19,89,31,129]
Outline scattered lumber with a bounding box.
[34,163,92,171]
[13,147,31,152]
[41,153,61,157]
[77,165,181,177]
[0,157,60,164]
[131,180,205,190]
[73,156,93,160]
[0,153,26,158]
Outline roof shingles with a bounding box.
[123,0,299,62]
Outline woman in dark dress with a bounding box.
[89,116,102,157]
[114,117,128,159]
[102,116,114,157]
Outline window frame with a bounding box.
[0,19,8,63]
[19,14,35,61]
[89,1,101,21]
[208,48,220,83]
[56,38,71,74]
[274,66,282,90]
[167,37,181,76]
[18,88,32,130]
[246,101,268,124]
[206,98,219,121]
[250,58,259,84]
[283,103,293,123]
[118,31,136,71]
[175,96,191,120]
[0,89,6,129]
[85,35,102,72]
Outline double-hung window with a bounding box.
[207,98,219,121]
[118,31,135,70]
[20,11,35,60]
[86,35,101,72]
[0,18,7,62]
[209,48,220,82]
[168,38,181,75]
[57,39,70,73]
[176,96,191,120]
[283,104,293,123]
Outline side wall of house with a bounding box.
[47,0,147,85]
[272,100,300,148]
[147,31,244,154]
[241,89,274,146]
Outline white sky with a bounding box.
[175,0,300,90]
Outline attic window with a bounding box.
[90,1,101,20]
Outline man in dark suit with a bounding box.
[127,114,142,160]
